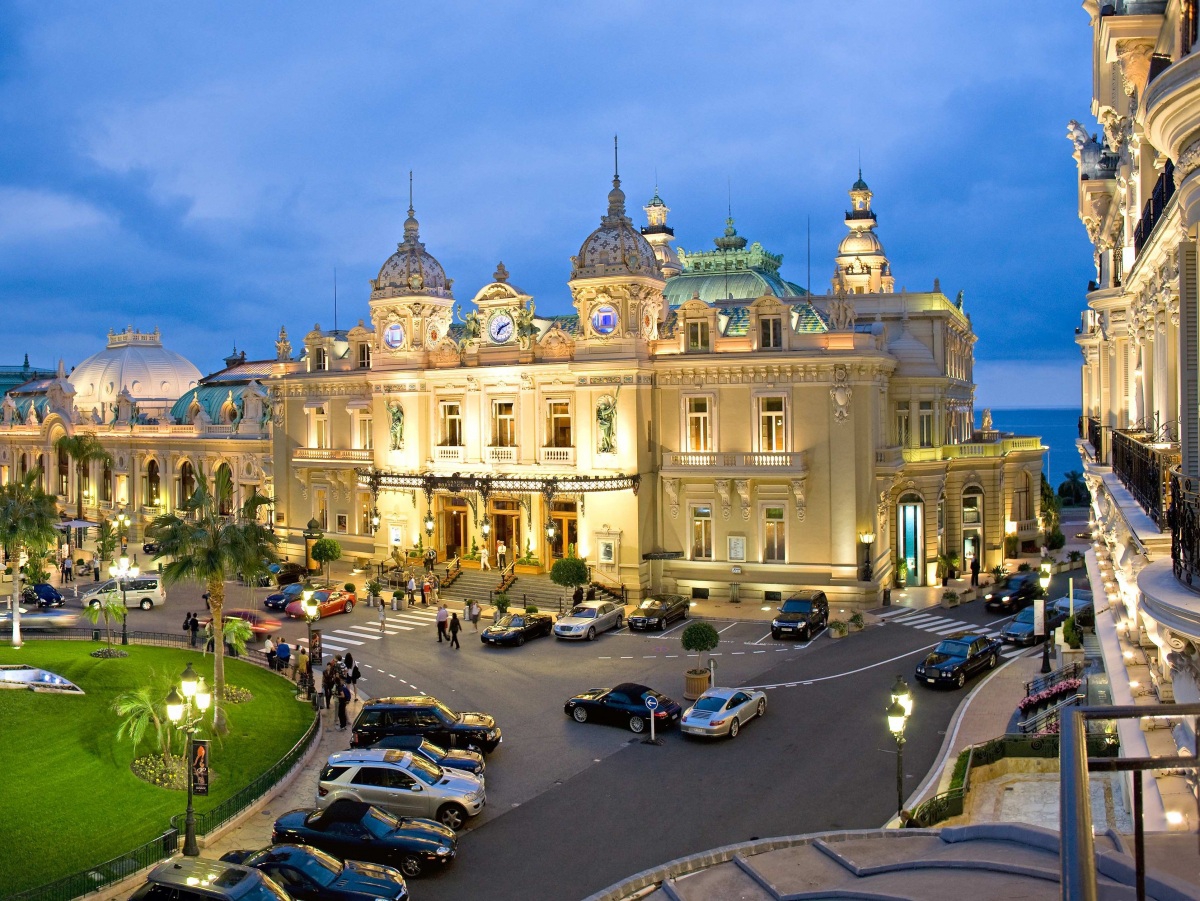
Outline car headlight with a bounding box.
[436,845,451,856]
[486,728,498,739]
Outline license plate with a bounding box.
[926,677,936,684]
[682,726,703,734]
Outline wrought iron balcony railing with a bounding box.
[1087,416,1107,463]
[1170,467,1200,592]
[1112,429,1178,528]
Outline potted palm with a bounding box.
[365,579,382,608]
[681,621,719,699]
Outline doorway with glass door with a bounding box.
[439,496,468,561]
[549,500,578,562]
[897,493,924,587]
[490,498,521,568]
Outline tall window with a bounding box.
[687,321,710,352]
[440,402,463,447]
[356,416,373,450]
[101,459,113,503]
[145,460,160,507]
[179,461,196,506]
[57,447,69,495]
[763,506,786,562]
[358,343,371,369]
[692,506,713,560]
[547,401,572,447]
[895,406,911,447]
[1012,474,1031,522]
[315,488,328,531]
[311,406,330,449]
[312,346,327,371]
[358,492,373,534]
[918,401,935,448]
[963,491,982,525]
[493,401,516,447]
[759,397,786,452]
[686,397,711,452]
[760,317,782,349]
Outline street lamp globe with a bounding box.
[546,520,556,541]
[423,512,435,536]
[302,586,318,620]
[195,677,211,712]
[481,518,491,538]
[890,675,913,717]
[886,698,908,736]
[1039,563,1051,593]
[180,663,199,698]
[166,686,184,723]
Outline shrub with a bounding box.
[365,579,382,598]
[828,619,848,635]
[942,590,960,606]
[525,604,538,614]
[550,555,589,590]
[1047,526,1066,551]
[344,582,356,593]
[1017,563,1032,572]
[494,592,510,615]
[1063,615,1083,649]
[392,590,402,601]
[949,749,971,792]
[849,612,865,629]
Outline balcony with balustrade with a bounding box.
[1112,429,1179,530]
[660,450,807,473]
[486,446,517,464]
[292,447,374,466]
[538,446,576,466]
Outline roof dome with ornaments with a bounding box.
[571,157,662,282]
[370,202,454,302]
[69,327,201,414]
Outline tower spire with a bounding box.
[606,135,626,219]
[613,134,619,181]
[408,170,413,215]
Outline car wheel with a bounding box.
[988,653,998,669]
[586,627,596,641]
[343,601,353,614]
[516,634,525,647]
[140,598,153,610]
[956,672,966,689]
[728,718,740,739]
[799,628,809,641]
[628,715,645,734]
[436,803,467,831]
[572,705,588,723]
[399,855,423,878]
[771,630,781,640]
[657,618,665,630]
[756,698,767,717]
[89,599,100,608]
[615,616,623,630]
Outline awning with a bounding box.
[54,520,97,529]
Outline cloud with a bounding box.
[0,186,111,241]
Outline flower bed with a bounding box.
[1018,678,1082,714]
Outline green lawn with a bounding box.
[0,643,313,894]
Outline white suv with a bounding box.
[317,748,484,831]
[82,576,166,610]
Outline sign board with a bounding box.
[1033,599,1046,637]
[191,739,210,796]
[645,695,659,711]
[311,630,323,666]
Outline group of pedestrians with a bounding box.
[320,652,360,730]
[402,570,441,607]
[182,612,200,647]
[435,600,482,648]
[477,540,508,572]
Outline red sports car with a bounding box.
[201,609,281,642]
[285,588,355,620]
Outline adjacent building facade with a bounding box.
[0,166,1043,607]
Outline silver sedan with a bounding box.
[553,601,624,641]
[680,687,767,739]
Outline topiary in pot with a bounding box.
[494,592,511,617]
[828,619,848,638]
[344,582,356,593]
[550,555,589,593]
[525,604,538,614]
[681,621,720,675]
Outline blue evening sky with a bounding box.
[0,2,1094,409]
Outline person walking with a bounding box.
[294,647,309,688]
[322,660,336,712]
[62,555,73,583]
[421,576,431,607]
[435,603,449,643]
[276,637,291,674]
[497,540,507,570]
[468,599,481,630]
[378,603,387,634]
[336,677,351,730]
[188,613,200,648]
[406,573,417,606]
[448,612,462,649]
[263,634,276,670]
[347,653,361,699]
[479,544,490,571]
[572,584,584,608]
[970,554,981,588]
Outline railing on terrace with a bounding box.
[1133,159,1175,257]
[1170,467,1200,592]
[1025,660,1085,697]
[1087,417,1108,464]
[1112,429,1178,528]
[292,447,373,463]
[1019,690,1087,735]
[7,830,180,901]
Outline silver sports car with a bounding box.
[680,687,767,739]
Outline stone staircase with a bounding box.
[437,567,574,615]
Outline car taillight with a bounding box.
[710,718,727,726]
[653,710,668,718]
[317,786,328,797]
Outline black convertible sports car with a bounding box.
[915,632,1002,689]
[271,799,456,879]
[628,595,689,631]
[564,682,682,734]
[480,611,554,646]
[220,844,408,901]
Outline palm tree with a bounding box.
[54,432,112,522]
[1058,470,1088,506]
[113,685,174,765]
[83,589,127,649]
[147,465,277,734]
[0,468,59,648]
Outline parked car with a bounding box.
[220,845,408,901]
[203,610,282,642]
[1000,605,1068,646]
[984,572,1042,613]
[265,582,306,612]
[553,600,624,641]
[628,594,689,631]
[564,682,682,734]
[128,857,290,901]
[21,583,63,607]
[350,696,503,753]
[272,799,457,879]
[81,575,166,609]
[286,588,354,620]
[240,570,275,588]
[272,562,309,586]
[317,748,485,831]
[770,590,829,640]
[1049,592,1095,630]
[141,541,162,556]
[915,632,1002,689]
[480,611,554,646]
[365,734,485,776]
[0,608,80,631]
[680,687,768,739]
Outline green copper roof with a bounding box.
[663,268,805,306]
[170,384,248,425]
[719,306,750,337]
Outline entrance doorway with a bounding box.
[550,500,578,559]
[440,496,468,560]
[897,493,924,587]
[490,498,521,565]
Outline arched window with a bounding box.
[57,447,69,496]
[146,459,160,507]
[897,492,924,586]
[179,461,196,507]
[101,458,113,503]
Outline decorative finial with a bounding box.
[494,261,509,283]
[613,134,619,182]
[408,170,414,217]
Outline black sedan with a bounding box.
[915,632,1002,689]
[564,682,682,734]
[21,583,63,607]
[265,582,305,612]
[480,611,554,646]
[273,562,309,586]
[142,541,161,556]
[984,572,1042,613]
[1000,605,1068,646]
[220,844,408,901]
[272,799,456,879]
[628,594,689,631]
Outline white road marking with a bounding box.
[331,630,374,642]
[873,607,919,618]
[659,621,688,637]
[716,623,739,634]
[930,622,974,635]
[732,651,744,655]
[751,630,775,645]
[753,650,765,654]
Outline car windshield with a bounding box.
[420,739,446,758]
[638,601,663,613]
[1014,608,1036,624]
[289,848,341,886]
[570,607,597,618]
[407,755,443,785]
[362,806,400,837]
[313,591,331,602]
[508,615,525,628]
[434,701,459,723]
[781,599,813,614]
[691,696,726,712]
[934,640,971,657]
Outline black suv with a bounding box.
[129,858,290,901]
[984,572,1042,613]
[350,696,502,754]
[770,590,829,640]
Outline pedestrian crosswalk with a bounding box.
[296,605,441,656]
[874,607,1030,658]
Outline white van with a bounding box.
[83,576,167,610]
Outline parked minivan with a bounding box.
[82,575,167,610]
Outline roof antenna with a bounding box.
[333,267,339,333]
[613,134,619,180]
[408,170,414,213]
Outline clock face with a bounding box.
[488,312,515,344]
[382,323,406,350]
[591,304,619,336]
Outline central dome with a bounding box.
[370,206,453,301]
[69,327,201,416]
[837,229,885,257]
[571,176,661,281]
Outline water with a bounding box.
[981,407,1081,492]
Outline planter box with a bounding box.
[684,669,711,700]
[458,559,481,570]
[829,629,847,640]
[514,563,544,575]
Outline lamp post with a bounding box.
[116,509,130,553]
[481,517,491,541]
[301,584,318,701]
[1039,561,1053,674]
[166,662,211,857]
[888,676,912,822]
[109,554,139,645]
[423,511,435,539]
[859,531,876,582]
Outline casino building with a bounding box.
[0,166,1043,608]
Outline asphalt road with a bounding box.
[32,573,1075,900]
